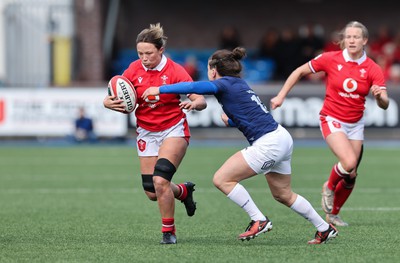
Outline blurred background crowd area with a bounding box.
[1,0,400,88]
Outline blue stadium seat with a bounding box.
[242,59,275,83]
[111,48,275,83]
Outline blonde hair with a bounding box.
[339,21,369,49]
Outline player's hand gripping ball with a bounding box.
[108,75,138,113]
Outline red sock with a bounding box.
[331,179,355,214]
[176,183,188,201]
[327,164,346,190]
[162,218,175,234]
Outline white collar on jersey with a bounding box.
[142,54,167,71]
[342,48,367,65]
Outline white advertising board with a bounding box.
[0,88,128,137]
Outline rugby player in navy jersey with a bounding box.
[142,47,338,244]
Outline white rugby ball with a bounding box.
[108,75,137,113]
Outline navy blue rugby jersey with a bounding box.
[212,76,278,144]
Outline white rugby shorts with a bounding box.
[136,118,190,157]
[241,125,293,175]
[319,115,364,140]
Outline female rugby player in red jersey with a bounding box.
[271,21,389,227]
[143,47,338,245]
[103,23,207,244]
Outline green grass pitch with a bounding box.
[0,144,399,262]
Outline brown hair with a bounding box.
[136,23,167,50]
[208,47,246,77]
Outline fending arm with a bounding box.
[160,81,218,95]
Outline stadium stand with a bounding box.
[112,48,276,83]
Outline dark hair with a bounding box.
[136,23,167,50]
[208,47,246,77]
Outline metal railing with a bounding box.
[4,0,73,87]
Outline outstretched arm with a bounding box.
[142,81,216,112]
[142,81,218,99]
[270,63,312,110]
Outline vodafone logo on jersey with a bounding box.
[145,95,160,103]
[343,78,358,93]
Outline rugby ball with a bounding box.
[108,75,137,113]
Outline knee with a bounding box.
[212,173,225,191]
[141,174,157,201]
[153,176,171,195]
[145,192,157,201]
[272,193,286,205]
[154,158,176,181]
[212,176,221,189]
[338,159,357,174]
[272,191,294,207]
[153,158,176,193]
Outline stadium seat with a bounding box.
[111,48,275,83]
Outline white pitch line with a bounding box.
[339,207,400,211]
[1,187,400,194]
[1,188,400,212]
[0,188,133,194]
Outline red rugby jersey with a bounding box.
[309,49,386,123]
[123,56,193,131]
